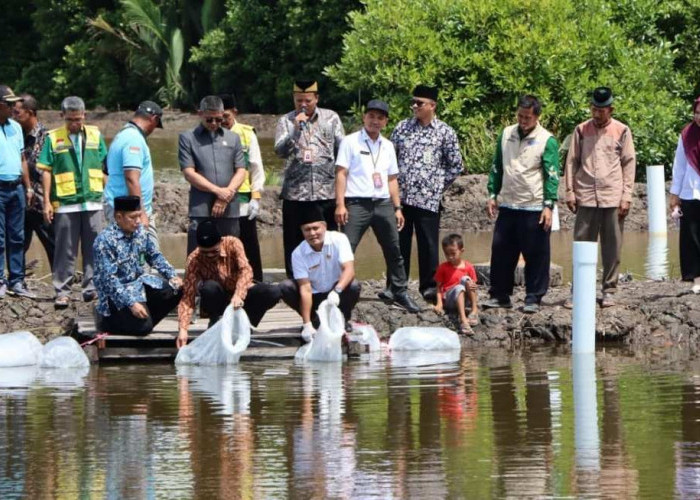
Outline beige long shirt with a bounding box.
[564,118,636,208]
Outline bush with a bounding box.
[327,0,692,177]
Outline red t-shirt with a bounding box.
[434,260,477,297]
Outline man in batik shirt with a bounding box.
[389,85,464,302]
[93,196,182,335]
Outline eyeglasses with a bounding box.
[205,117,224,124]
[410,100,428,108]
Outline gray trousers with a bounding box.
[342,198,407,294]
[574,206,624,293]
[103,203,159,250]
[53,210,103,297]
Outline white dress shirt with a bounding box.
[671,135,700,201]
[335,128,398,199]
[291,231,354,293]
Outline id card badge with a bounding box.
[303,149,313,164]
[372,172,383,189]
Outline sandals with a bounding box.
[54,295,70,308]
[468,314,479,326]
[459,323,474,335]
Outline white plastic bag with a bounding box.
[348,322,381,352]
[388,327,461,352]
[175,305,251,365]
[0,331,43,367]
[39,337,90,368]
[391,350,461,367]
[295,299,345,362]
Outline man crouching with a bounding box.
[280,204,361,342]
[93,195,182,335]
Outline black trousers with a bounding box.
[200,280,282,327]
[680,199,700,281]
[24,209,55,270]
[99,279,182,335]
[279,278,361,324]
[489,207,550,304]
[239,215,263,282]
[399,204,440,293]
[187,217,240,255]
[282,199,337,278]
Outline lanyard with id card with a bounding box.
[365,139,383,189]
[302,122,315,164]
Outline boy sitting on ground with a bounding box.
[433,233,479,334]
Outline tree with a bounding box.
[327,0,691,176]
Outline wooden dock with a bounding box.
[77,303,304,363]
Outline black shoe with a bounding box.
[421,287,438,303]
[345,321,353,333]
[377,288,394,301]
[83,290,98,302]
[394,292,421,313]
[482,297,513,309]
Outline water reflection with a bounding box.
[3,349,700,497]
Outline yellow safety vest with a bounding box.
[231,122,259,198]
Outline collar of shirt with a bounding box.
[409,116,437,130]
[126,121,147,140]
[195,124,225,138]
[108,222,145,241]
[360,127,384,147]
[300,237,330,257]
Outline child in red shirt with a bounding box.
[433,234,479,334]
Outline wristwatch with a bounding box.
[543,200,554,208]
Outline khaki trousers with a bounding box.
[573,206,624,293]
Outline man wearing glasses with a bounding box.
[38,96,107,307]
[178,95,247,254]
[0,85,34,298]
[388,85,464,303]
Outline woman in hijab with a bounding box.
[670,96,700,293]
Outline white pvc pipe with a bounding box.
[646,164,667,236]
[573,353,600,494]
[572,241,598,354]
[645,234,668,281]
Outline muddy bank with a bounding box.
[2,274,698,350]
[354,279,700,349]
[154,174,668,235]
[40,110,281,139]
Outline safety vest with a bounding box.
[41,125,105,207]
[231,122,255,195]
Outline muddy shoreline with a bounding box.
[154,174,669,235]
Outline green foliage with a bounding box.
[191,0,361,113]
[327,0,692,175]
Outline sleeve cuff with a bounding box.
[251,191,262,199]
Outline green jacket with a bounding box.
[37,125,107,208]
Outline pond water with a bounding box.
[1,347,699,498]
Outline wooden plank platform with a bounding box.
[78,303,304,363]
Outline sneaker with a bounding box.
[482,297,513,309]
[9,282,37,299]
[377,288,394,301]
[0,282,6,299]
[692,284,700,295]
[522,303,540,314]
[394,292,421,313]
[601,293,616,308]
[421,287,438,303]
[83,289,98,302]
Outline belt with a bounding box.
[345,197,390,203]
[0,178,21,189]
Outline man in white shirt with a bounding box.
[280,204,360,341]
[335,99,419,313]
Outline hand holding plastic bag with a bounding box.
[326,290,340,307]
[295,299,345,362]
[175,305,251,365]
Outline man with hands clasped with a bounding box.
[179,95,247,254]
[334,99,420,313]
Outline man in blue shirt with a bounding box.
[104,101,162,247]
[0,85,35,299]
[93,195,182,335]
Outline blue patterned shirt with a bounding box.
[93,223,177,315]
[390,117,464,212]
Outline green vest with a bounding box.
[38,125,106,208]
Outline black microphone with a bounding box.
[299,106,308,130]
